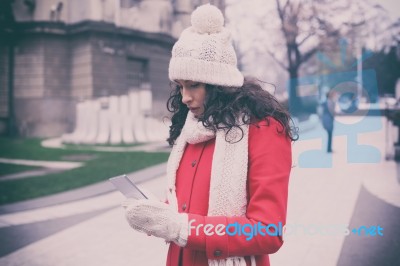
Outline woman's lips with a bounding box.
[189,107,199,112]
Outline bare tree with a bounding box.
[226,0,396,114]
[271,0,400,113]
[268,0,348,114]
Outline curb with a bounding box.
[0,162,167,215]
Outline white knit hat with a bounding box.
[169,4,244,87]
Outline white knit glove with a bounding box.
[122,199,188,247]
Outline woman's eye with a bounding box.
[190,83,200,88]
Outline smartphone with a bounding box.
[108,174,148,199]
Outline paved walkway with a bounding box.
[0,158,84,181]
[0,163,167,214]
[0,116,399,266]
[0,158,83,170]
[41,138,172,152]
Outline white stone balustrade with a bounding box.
[62,90,169,145]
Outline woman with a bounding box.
[122,4,297,266]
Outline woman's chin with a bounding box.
[190,110,202,118]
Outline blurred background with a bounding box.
[0,0,399,265]
[1,0,400,137]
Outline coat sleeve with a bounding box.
[184,117,292,260]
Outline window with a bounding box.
[126,58,148,90]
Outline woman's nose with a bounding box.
[181,88,192,105]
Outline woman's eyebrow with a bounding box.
[174,80,198,86]
[185,81,198,85]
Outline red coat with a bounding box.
[166,117,292,266]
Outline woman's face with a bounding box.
[175,80,207,118]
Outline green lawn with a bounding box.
[0,137,109,161]
[0,162,40,176]
[0,137,169,205]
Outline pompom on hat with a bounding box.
[169,4,244,87]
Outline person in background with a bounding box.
[322,90,336,153]
[121,4,297,266]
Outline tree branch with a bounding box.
[300,47,318,64]
[298,32,315,46]
[276,0,285,22]
[266,48,288,70]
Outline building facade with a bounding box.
[0,0,225,137]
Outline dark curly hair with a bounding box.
[166,77,298,146]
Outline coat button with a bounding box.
[182,203,187,211]
[191,160,197,167]
[214,250,222,257]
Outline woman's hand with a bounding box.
[122,199,188,247]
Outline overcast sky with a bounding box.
[226,0,400,21]
[377,0,400,20]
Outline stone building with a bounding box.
[0,0,225,137]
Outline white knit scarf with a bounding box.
[166,112,256,266]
